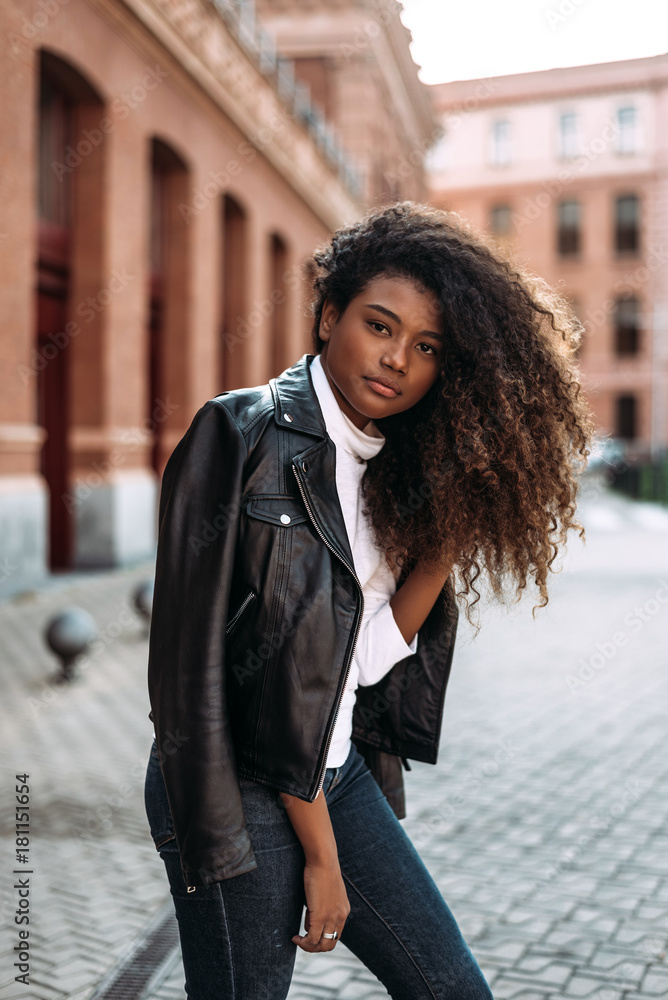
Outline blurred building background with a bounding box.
[2,0,667,602]
[427,54,668,464]
[0,0,436,597]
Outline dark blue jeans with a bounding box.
[144,739,493,1000]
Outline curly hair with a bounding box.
[305,202,594,619]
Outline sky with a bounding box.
[399,0,668,85]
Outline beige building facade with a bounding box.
[255,0,437,206]
[428,54,668,460]
[0,0,433,598]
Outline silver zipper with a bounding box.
[225,589,256,636]
[292,461,364,795]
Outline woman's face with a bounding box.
[318,274,444,430]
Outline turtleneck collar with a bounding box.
[309,353,385,463]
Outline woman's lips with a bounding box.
[364,377,399,398]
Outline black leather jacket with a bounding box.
[147,353,458,887]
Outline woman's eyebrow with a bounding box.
[365,303,443,340]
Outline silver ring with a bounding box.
[322,930,338,940]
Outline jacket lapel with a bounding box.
[271,353,358,581]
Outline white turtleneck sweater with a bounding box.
[308,353,419,771]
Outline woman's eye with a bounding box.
[368,321,389,334]
[417,342,436,355]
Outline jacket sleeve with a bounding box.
[147,398,257,887]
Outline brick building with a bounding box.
[428,54,668,460]
[0,0,434,597]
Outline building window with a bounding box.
[615,106,637,154]
[615,194,640,254]
[558,112,579,158]
[489,205,512,236]
[38,75,74,228]
[148,138,189,473]
[425,130,451,173]
[557,199,581,256]
[615,394,637,440]
[613,296,641,356]
[490,120,511,166]
[221,194,247,389]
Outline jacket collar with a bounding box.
[270,353,361,582]
[270,353,328,438]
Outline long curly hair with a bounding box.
[305,202,594,618]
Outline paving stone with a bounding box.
[561,975,624,998]
[513,957,573,985]
[588,945,647,976]
[2,490,668,1000]
[490,977,552,999]
[640,970,668,995]
[531,935,598,961]
[475,939,528,962]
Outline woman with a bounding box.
[144,202,593,1000]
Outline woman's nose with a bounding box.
[381,344,408,373]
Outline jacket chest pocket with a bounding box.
[242,494,311,639]
[245,495,309,529]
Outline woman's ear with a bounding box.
[319,299,338,342]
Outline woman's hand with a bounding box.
[292,860,351,952]
[279,789,350,952]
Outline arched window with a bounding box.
[36,51,104,569]
[148,138,189,473]
[269,233,288,377]
[221,194,247,389]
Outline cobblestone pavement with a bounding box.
[1,480,668,1000]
